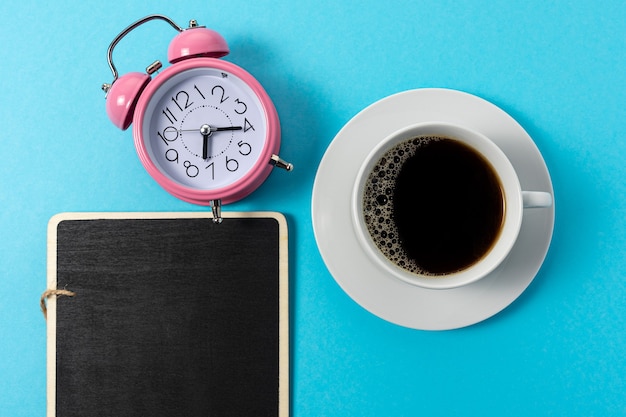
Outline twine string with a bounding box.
[40,289,76,320]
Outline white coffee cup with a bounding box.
[352,122,552,290]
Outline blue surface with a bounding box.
[1,1,625,415]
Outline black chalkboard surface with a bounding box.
[46,212,289,417]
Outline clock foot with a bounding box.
[270,154,294,171]
[211,199,223,224]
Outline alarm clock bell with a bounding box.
[102,16,230,130]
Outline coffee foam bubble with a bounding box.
[362,135,441,276]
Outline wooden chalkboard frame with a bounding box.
[46,212,289,417]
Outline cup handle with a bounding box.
[522,191,553,208]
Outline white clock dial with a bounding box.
[142,67,267,190]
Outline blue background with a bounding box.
[1,1,625,416]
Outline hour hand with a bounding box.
[200,125,211,160]
[202,134,209,159]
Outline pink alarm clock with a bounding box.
[102,15,292,222]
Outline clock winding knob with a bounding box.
[270,154,294,171]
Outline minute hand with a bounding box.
[178,126,243,133]
[212,126,243,132]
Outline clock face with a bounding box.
[140,66,269,192]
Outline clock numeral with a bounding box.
[243,118,255,132]
[165,148,179,163]
[194,84,206,100]
[171,90,193,112]
[226,156,239,172]
[162,107,177,124]
[184,161,199,178]
[238,140,252,156]
[211,85,229,104]
[205,162,215,180]
[157,126,179,145]
[234,99,247,115]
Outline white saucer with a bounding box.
[311,88,555,330]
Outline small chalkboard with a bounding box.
[45,212,289,417]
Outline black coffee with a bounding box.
[362,136,504,276]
